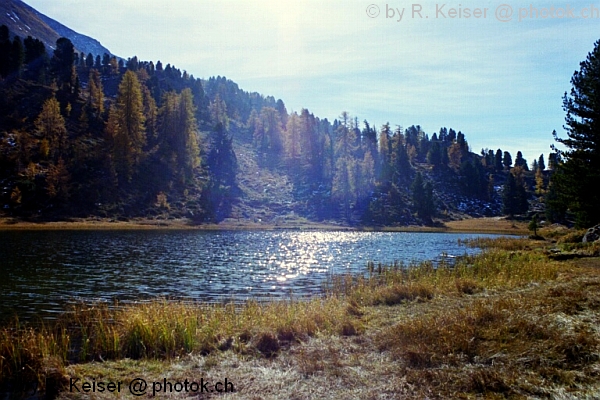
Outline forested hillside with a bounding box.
[0,24,563,226]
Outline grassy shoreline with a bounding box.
[3,227,597,399]
[0,216,529,235]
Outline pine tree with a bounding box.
[88,69,104,118]
[177,89,200,177]
[205,96,237,220]
[300,109,324,185]
[254,107,283,166]
[0,25,10,77]
[141,85,158,145]
[545,172,568,223]
[552,39,600,226]
[460,160,485,198]
[426,141,443,166]
[535,168,545,195]
[46,158,71,202]
[10,36,24,77]
[378,123,392,181]
[391,128,410,182]
[411,172,435,223]
[548,149,561,171]
[86,53,94,68]
[502,172,518,216]
[332,112,358,221]
[157,89,200,182]
[110,70,146,184]
[528,214,539,237]
[35,97,67,162]
[360,150,376,198]
[503,151,512,170]
[514,151,529,171]
[538,154,545,171]
[447,142,463,169]
[502,169,528,216]
[284,112,302,172]
[207,119,237,191]
[23,35,46,81]
[495,149,503,171]
[51,38,76,92]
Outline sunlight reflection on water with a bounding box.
[0,230,507,321]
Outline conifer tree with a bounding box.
[411,172,435,223]
[10,36,24,77]
[35,97,67,162]
[502,169,528,216]
[206,97,237,221]
[23,35,46,81]
[0,25,10,77]
[447,142,463,169]
[46,158,71,202]
[332,112,358,221]
[528,214,539,236]
[110,70,146,184]
[284,112,302,172]
[378,123,392,181]
[141,85,158,145]
[535,168,545,195]
[391,128,410,182]
[426,141,442,166]
[254,106,283,166]
[86,53,94,68]
[503,151,512,170]
[552,39,600,226]
[88,69,104,118]
[538,154,545,171]
[514,151,529,171]
[495,149,504,171]
[51,38,75,91]
[299,109,324,185]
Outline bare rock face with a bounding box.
[0,0,114,56]
[582,225,600,243]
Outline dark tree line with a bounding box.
[6,23,585,226]
[0,27,239,221]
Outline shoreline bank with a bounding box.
[0,216,529,235]
[1,233,599,399]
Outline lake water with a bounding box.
[0,230,506,321]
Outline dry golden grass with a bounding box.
[1,215,528,233]
[373,269,600,398]
[444,217,529,234]
[0,217,354,231]
[0,296,361,394]
[2,234,600,399]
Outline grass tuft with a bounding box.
[1,233,598,398]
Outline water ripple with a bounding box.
[0,230,504,321]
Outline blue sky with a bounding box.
[23,0,600,164]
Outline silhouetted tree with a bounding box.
[51,37,75,92]
[412,172,435,223]
[552,39,600,226]
[502,170,528,216]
